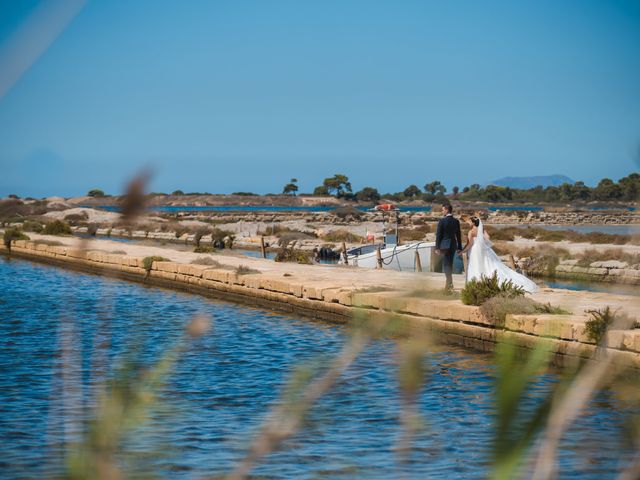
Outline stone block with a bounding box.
[303,285,324,300]
[586,267,607,276]
[591,260,628,269]
[289,283,304,298]
[606,330,627,350]
[156,261,178,273]
[177,264,193,276]
[202,269,228,283]
[242,275,261,289]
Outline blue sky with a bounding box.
[0,0,639,197]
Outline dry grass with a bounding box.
[321,229,363,243]
[236,264,261,275]
[491,226,638,245]
[577,248,640,267]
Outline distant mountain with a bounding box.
[489,175,574,189]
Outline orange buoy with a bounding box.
[375,203,397,212]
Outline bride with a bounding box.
[460,216,538,293]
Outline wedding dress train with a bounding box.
[466,221,538,293]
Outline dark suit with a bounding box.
[436,214,462,289]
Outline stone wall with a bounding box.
[554,259,640,285]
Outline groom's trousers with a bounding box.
[442,248,456,289]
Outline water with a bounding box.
[545,278,640,296]
[0,257,635,479]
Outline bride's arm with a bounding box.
[461,231,474,253]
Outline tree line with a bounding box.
[281,173,639,203]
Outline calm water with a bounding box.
[545,278,640,296]
[0,257,635,479]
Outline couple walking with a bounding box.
[435,203,538,293]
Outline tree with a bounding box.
[424,181,446,196]
[452,186,460,198]
[403,184,421,198]
[282,178,299,195]
[618,173,640,201]
[355,187,381,203]
[313,185,329,196]
[172,190,184,195]
[594,178,622,200]
[322,174,352,197]
[87,189,105,197]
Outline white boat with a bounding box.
[347,241,435,272]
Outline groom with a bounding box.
[435,203,462,290]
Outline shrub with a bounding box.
[577,248,640,267]
[111,250,127,255]
[194,245,216,253]
[64,212,89,223]
[322,229,363,243]
[535,302,570,315]
[3,227,29,250]
[274,245,312,264]
[480,295,570,326]
[211,227,233,243]
[480,295,541,325]
[43,220,72,236]
[142,256,169,273]
[461,272,525,306]
[236,264,261,275]
[332,206,363,220]
[22,220,43,233]
[35,239,63,246]
[175,227,190,239]
[87,189,105,197]
[193,228,211,247]
[397,226,430,241]
[584,307,617,344]
[190,256,222,267]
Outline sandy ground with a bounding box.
[15,233,640,320]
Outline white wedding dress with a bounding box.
[466,221,538,293]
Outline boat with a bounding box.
[342,208,436,272]
[347,240,435,271]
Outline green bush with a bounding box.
[584,306,617,344]
[194,245,216,253]
[142,256,170,272]
[274,246,312,264]
[22,220,43,233]
[3,227,29,250]
[43,220,72,236]
[461,272,525,306]
[87,189,105,197]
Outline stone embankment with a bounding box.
[554,259,640,285]
[2,237,639,370]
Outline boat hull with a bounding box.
[348,242,435,272]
